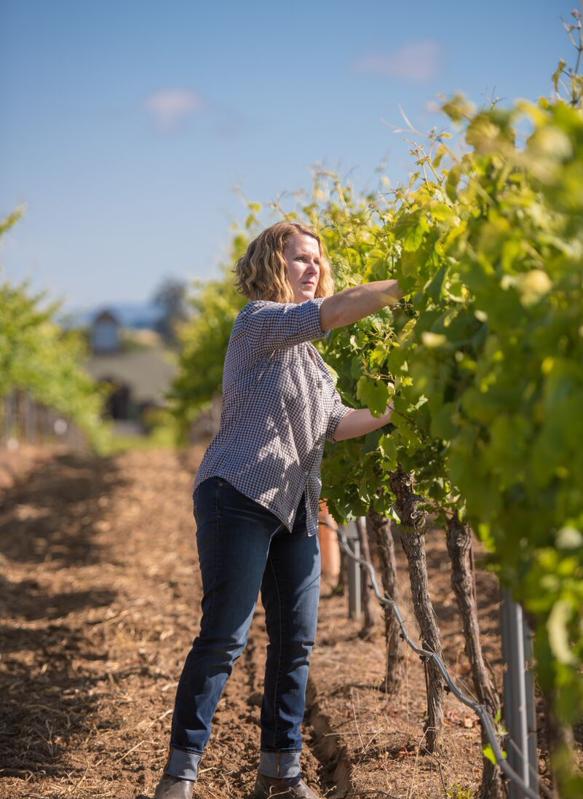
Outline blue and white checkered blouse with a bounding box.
[193,296,352,537]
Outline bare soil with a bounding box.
[0,445,571,798]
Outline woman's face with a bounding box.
[283,233,321,303]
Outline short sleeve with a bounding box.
[236,298,327,353]
[326,390,352,442]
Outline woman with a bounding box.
[154,221,403,799]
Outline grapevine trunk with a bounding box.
[367,510,404,693]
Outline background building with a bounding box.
[64,302,179,434]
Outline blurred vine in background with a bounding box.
[0,208,111,453]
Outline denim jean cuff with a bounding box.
[259,750,301,778]
[165,746,201,781]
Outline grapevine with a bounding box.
[170,22,583,795]
[0,209,110,452]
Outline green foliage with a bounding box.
[447,785,475,799]
[282,47,583,793]
[482,743,506,766]
[0,211,111,452]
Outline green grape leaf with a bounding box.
[356,376,389,416]
[548,600,577,666]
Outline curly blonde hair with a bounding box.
[234,221,335,302]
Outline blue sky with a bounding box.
[0,0,577,313]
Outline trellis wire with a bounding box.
[335,522,543,799]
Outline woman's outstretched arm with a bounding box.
[320,279,403,332]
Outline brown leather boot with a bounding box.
[153,774,195,799]
[249,772,321,798]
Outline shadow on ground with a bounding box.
[0,450,127,780]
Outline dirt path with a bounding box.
[0,446,556,798]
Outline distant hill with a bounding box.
[58,301,165,331]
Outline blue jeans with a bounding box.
[164,476,321,781]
